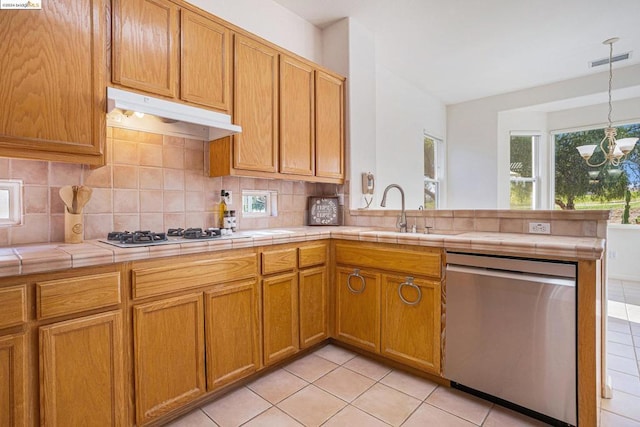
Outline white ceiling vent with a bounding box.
[590,52,631,68]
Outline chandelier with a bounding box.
[576,38,638,167]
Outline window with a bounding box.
[553,123,640,222]
[424,134,443,209]
[242,190,278,217]
[510,134,539,209]
[0,180,23,226]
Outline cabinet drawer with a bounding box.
[0,285,27,328]
[298,244,327,268]
[262,248,297,275]
[335,243,442,278]
[37,272,121,320]
[133,254,258,299]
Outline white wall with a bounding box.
[547,97,640,132]
[447,64,640,209]
[375,66,446,210]
[322,18,447,210]
[186,0,322,63]
[607,224,640,280]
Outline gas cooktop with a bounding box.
[99,228,244,248]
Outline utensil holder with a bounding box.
[64,212,84,244]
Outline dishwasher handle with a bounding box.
[446,265,576,288]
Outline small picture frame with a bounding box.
[308,196,340,226]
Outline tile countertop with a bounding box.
[0,227,605,278]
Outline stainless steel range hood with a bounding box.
[106,87,241,141]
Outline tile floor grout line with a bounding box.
[198,407,219,426]
[478,402,495,427]
[236,398,274,427]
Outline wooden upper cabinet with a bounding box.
[181,10,231,112]
[112,0,179,97]
[233,35,279,173]
[315,71,345,180]
[0,0,107,165]
[280,55,314,176]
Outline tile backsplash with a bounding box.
[0,127,338,246]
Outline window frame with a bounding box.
[0,179,23,227]
[424,133,444,209]
[509,133,540,210]
[241,189,278,218]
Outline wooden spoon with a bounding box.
[59,186,75,213]
[71,185,79,214]
[75,186,93,212]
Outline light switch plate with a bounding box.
[528,222,551,234]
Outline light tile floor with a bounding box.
[165,279,640,427]
[166,344,547,427]
[602,279,640,426]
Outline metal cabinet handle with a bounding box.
[398,276,422,306]
[347,269,366,294]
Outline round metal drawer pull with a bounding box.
[398,276,422,306]
[347,269,366,294]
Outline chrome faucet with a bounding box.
[380,184,407,232]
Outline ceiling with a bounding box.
[271,0,640,105]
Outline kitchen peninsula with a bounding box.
[0,209,607,426]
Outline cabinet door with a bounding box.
[133,294,205,425]
[263,272,299,365]
[0,334,26,427]
[181,10,231,111]
[113,0,179,97]
[233,35,279,173]
[0,0,106,165]
[280,55,314,176]
[315,71,345,180]
[40,311,125,426]
[381,275,441,374]
[205,280,260,390]
[335,267,380,352]
[299,266,328,348]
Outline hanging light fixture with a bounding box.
[576,38,639,167]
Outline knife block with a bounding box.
[64,212,84,243]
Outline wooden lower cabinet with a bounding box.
[133,294,205,425]
[262,272,299,366]
[335,267,380,352]
[299,266,328,348]
[39,311,125,426]
[205,280,260,390]
[381,274,441,374]
[0,334,27,427]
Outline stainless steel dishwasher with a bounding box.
[445,252,577,427]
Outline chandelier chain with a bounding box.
[607,41,613,127]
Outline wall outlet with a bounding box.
[528,222,551,234]
[337,193,344,206]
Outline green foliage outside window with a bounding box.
[554,124,640,222]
